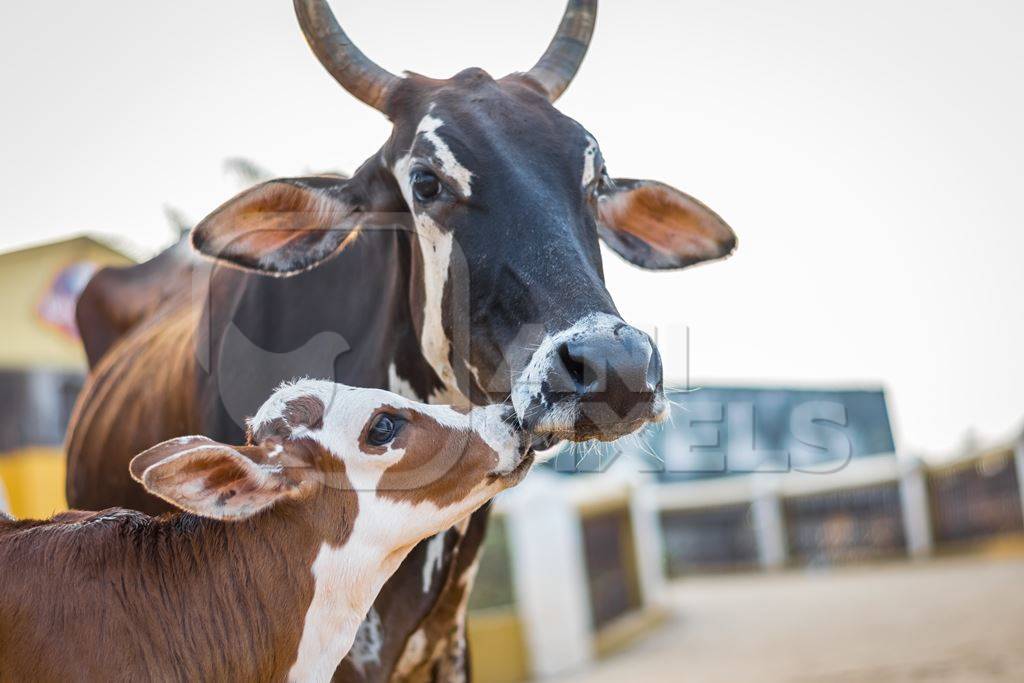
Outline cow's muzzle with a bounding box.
[511,314,667,444]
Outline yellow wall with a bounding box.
[469,608,530,683]
[0,237,132,370]
[0,448,67,519]
[0,237,133,518]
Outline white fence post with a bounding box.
[751,481,788,569]
[1015,433,1024,524]
[898,455,933,558]
[631,481,667,607]
[503,473,595,678]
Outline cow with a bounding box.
[4,380,533,682]
[65,1,737,680]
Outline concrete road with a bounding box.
[552,556,1024,682]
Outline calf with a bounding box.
[0,380,532,682]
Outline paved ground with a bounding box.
[552,555,1024,682]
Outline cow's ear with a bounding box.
[191,176,359,276]
[129,436,307,520]
[595,179,737,270]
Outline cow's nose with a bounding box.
[550,324,662,410]
[511,315,668,443]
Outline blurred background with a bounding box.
[1,1,1022,681]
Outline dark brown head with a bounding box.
[190,1,737,446]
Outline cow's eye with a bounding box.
[367,414,403,446]
[411,170,442,203]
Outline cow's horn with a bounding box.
[524,0,598,102]
[294,0,400,112]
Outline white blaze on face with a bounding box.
[393,108,476,405]
[418,114,473,197]
[415,216,457,402]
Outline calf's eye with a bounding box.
[367,414,403,446]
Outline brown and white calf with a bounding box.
[0,380,532,682]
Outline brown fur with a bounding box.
[0,440,356,682]
[283,395,326,432]
[65,293,202,515]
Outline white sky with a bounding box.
[1,1,1021,455]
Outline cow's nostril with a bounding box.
[557,340,589,393]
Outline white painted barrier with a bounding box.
[502,471,595,677]
[898,455,934,558]
[654,454,936,571]
[498,466,668,678]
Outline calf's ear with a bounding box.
[191,176,359,276]
[596,179,737,270]
[129,436,305,520]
